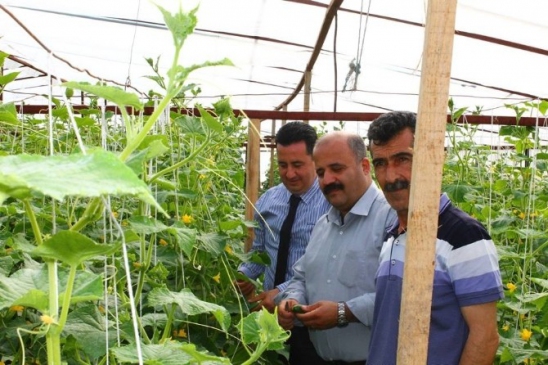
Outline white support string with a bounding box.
[61,94,87,155]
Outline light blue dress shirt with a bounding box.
[281,184,396,362]
[239,179,330,292]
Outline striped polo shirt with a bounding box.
[368,194,504,365]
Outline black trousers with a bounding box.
[286,326,326,365]
[283,326,366,365]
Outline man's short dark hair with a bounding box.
[367,111,416,146]
[275,121,317,155]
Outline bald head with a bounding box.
[313,132,371,217]
[315,131,367,163]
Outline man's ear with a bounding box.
[361,158,371,174]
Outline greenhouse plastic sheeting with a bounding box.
[1,0,547,116]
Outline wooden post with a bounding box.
[397,1,457,364]
[244,119,261,252]
[303,70,311,124]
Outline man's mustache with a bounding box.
[384,180,409,192]
[323,183,344,195]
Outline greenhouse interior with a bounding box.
[0,0,547,364]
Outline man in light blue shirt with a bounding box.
[237,121,330,364]
[278,132,396,364]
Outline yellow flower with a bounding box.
[177,328,187,338]
[502,323,510,332]
[112,211,119,218]
[224,245,233,255]
[212,272,221,284]
[40,315,55,325]
[507,282,517,293]
[520,328,533,341]
[159,239,168,246]
[10,305,24,313]
[199,174,206,180]
[98,305,105,314]
[133,262,142,269]
[0,360,5,365]
[182,214,193,224]
[121,220,128,227]
[519,212,525,219]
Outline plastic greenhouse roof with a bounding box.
[1,0,548,118]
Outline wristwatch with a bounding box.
[337,301,349,328]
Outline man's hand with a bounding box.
[278,299,298,330]
[295,300,338,330]
[235,279,255,299]
[248,288,280,312]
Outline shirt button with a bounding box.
[332,255,337,259]
[327,279,331,283]
[391,259,396,266]
[339,231,343,235]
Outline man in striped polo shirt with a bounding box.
[367,111,503,365]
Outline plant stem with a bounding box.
[160,304,177,342]
[241,342,268,365]
[57,265,77,330]
[70,197,103,232]
[23,199,43,245]
[148,132,212,183]
[46,260,61,364]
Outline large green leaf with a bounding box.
[196,105,223,133]
[141,313,167,328]
[0,71,20,85]
[0,102,20,125]
[0,267,48,310]
[197,232,226,257]
[0,149,167,215]
[181,344,231,364]
[166,223,196,259]
[32,231,120,266]
[147,287,230,331]
[0,263,104,311]
[63,270,104,304]
[112,342,230,365]
[238,309,289,350]
[129,216,169,234]
[64,304,117,360]
[111,342,193,365]
[63,82,143,110]
[12,289,49,313]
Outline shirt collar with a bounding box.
[326,183,381,223]
[387,193,451,236]
[284,178,321,204]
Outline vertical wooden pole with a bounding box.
[303,70,311,124]
[397,1,457,364]
[244,119,261,252]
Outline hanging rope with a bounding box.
[343,0,372,92]
[125,0,142,90]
